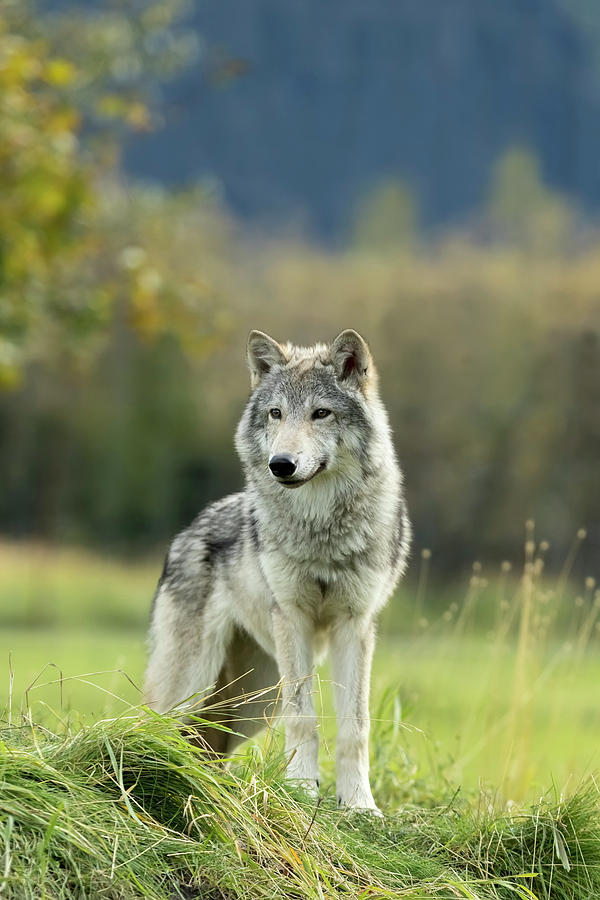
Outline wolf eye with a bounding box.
[313,408,331,420]
[269,408,282,419]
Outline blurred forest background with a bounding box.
[0,0,598,580]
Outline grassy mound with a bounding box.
[1,713,599,899]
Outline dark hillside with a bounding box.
[122,0,598,237]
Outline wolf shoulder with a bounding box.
[155,492,262,608]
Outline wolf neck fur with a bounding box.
[247,455,397,566]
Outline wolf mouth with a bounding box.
[277,461,327,488]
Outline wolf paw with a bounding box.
[288,777,320,799]
[338,797,383,817]
[337,785,382,817]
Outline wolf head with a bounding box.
[235,329,390,491]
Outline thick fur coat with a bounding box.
[144,329,411,812]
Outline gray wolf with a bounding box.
[144,329,411,813]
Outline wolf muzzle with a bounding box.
[268,453,298,479]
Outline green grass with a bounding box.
[3,628,600,804]
[1,538,599,897]
[2,710,600,899]
[1,537,600,800]
[0,542,156,631]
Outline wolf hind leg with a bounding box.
[143,586,233,717]
[191,628,281,754]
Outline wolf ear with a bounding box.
[331,329,372,388]
[247,330,287,388]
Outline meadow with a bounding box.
[1,535,599,897]
[1,536,598,800]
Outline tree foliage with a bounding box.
[486,147,575,252]
[351,179,418,252]
[0,0,217,387]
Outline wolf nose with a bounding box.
[269,454,298,478]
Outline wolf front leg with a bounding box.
[271,602,319,794]
[330,616,381,814]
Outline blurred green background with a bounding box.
[1,1,598,571]
[0,0,598,802]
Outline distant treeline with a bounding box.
[0,2,598,578]
[1,227,598,577]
